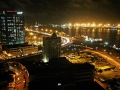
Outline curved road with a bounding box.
[84,49,116,90]
[84,49,120,68]
[41,32,72,47]
[26,29,72,47]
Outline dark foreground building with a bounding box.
[28,57,104,90]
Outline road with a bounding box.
[41,32,72,47]
[94,78,109,90]
[6,62,29,90]
[83,49,120,90]
[84,49,120,68]
[26,29,72,47]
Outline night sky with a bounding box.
[0,0,120,25]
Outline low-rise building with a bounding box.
[5,48,21,57]
[19,46,38,56]
[2,45,38,58]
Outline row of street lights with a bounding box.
[25,28,67,45]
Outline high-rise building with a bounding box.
[0,10,25,45]
[43,32,61,62]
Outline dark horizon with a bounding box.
[0,0,120,25]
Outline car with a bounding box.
[99,78,105,82]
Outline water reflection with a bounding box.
[108,30,117,46]
[62,28,120,47]
[117,30,120,35]
[75,28,78,36]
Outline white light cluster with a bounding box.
[17,12,23,14]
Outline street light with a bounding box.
[55,30,58,33]
[50,30,52,33]
[104,50,106,53]
[29,32,33,35]
[109,52,112,54]
[33,36,36,39]
[45,29,48,32]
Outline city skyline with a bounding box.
[0,1,120,89]
[0,22,120,89]
[0,0,120,25]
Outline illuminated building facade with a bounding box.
[0,10,25,45]
[2,45,38,58]
[43,33,61,62]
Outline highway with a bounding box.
[5,62,29,90]
[41,32,71,46]
[84,49,120,68]
[81,49,120,90]
[94,78,109,90]
[26,29,73,47]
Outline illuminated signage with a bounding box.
[17,12,23,14]
[6,11,17,12]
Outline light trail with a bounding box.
[25,29,72,48]
[41,32,72,46]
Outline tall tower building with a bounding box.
[43,33,61,62]
[0,10,25,45]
